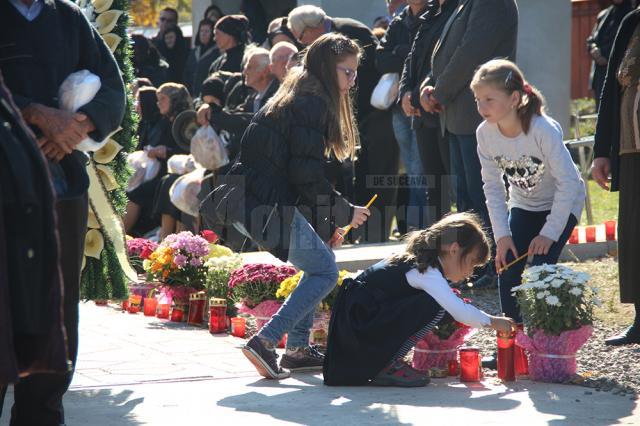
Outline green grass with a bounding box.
[580,179,619,225]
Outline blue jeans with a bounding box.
[258,209,339,348]
[499,208,578,322]
[392,107,427,229]
[448,133,489,227]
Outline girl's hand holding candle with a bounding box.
[489,316,516,334]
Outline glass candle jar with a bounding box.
[170,305,185,322]
[231,317,246,338]
[568,228,579,244]
[497,330,516,382]
[209,298,227,334]
[448,358,459,376]
[157,303,170,319]
[128,295,142,314]
[143,297,158,316]
[585,226,596,243]
[459,346,481,382]
[188,291,207,326]
[514,324,529,376]
[604,220,617,241]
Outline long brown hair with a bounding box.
[391,212,491,273]
[471,59,544,134]
[263,33,360,161]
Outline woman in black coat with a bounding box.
[183,19,220,97]
[159,26,189,84]
[592,7,640,346]
[202,34,370,380]
[131,34,169,87]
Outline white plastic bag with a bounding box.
[58,70,111,152]
[169,167,207,217]
[370,72,400,110]
[190,125,229,170]
[167,154,198,175]
[126,150,161,192]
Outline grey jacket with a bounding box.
[430,0,518,135]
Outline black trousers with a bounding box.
[415,126,451,225]
[0,194,88,425]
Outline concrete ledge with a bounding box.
[240,241,617,272]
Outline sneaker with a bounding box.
[370,360,430,387]
[242,336,290,379]
[280,345,325,371]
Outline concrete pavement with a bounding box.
[2,303,639,425]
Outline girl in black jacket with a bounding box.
[203,33,370,379]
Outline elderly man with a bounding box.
[0,0,126,423]
[198,46,279,164]
[269,41,298,82]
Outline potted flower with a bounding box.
[143,232,210,311]
[230,263,297,329]
[126,237,158,274]
[512,264,599,382]
[204,245,243,316]
[412,289,477,372]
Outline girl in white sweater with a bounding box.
[471,59,585,322]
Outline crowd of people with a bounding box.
[2,0,640,423]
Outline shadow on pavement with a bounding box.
[217,374,521,425]
[1,388,143,426]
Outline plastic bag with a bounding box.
[167,154,198,175]
[169,167,207,216]
[190,125,229,170]
[58,70,110,152]
[370,72,399,110]
[126,150,161,192]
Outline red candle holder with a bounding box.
[277,333,288,349]
[231,317,246,338]
[514,324,529,376]
[157,303,170,319]
[605,220,617,241]
[170,305,185,322]
[188,291,207,326]
[209,298,228,334]
[95,300,108,306]
[143,297,158,316]
[459,346,481,382]
[497,330,516,382]
[128,294,142,314]
[585,226,596,243]
[568,228,579,244]
[121,300,130,311]
[448,358,459,376]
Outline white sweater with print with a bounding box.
[476,115,585,242]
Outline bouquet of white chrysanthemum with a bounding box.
[512,264,601,382]
[204,252,243,304]
[512,264,600,335]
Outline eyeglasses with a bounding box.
[337,65,358,82]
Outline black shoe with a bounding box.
[242,336,290,379]
[604,326,640,346]
[482,353,497,370]
[280,345,325,371]
[371,360,430,387]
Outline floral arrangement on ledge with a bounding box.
[229,264,297,308]
[143,231,210,289]
[126,237,158,274]
[512,264,600,382]
[204,241,243,315]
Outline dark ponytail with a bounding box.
[390,212,491,273]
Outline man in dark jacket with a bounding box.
[0,0,126,423]
[420,0,518,286]
[398,0,459,226]
[0,70,67,396]
[376,0,430,231]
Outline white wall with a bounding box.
[515,0,571,133]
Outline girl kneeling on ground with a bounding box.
[323,212,515,387]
